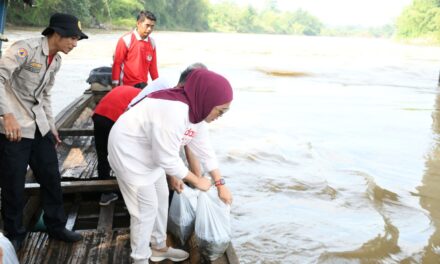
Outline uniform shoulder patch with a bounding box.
[17,48,28,58]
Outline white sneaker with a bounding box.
[150,247,189,262]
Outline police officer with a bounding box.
[0,13,88,251]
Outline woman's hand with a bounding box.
[192,176,211,191]
[183,172,212,191]
[167,175,184,193]
[217,185,233,204]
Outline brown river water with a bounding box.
[4,28,440,263]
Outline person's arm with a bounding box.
[0,41,29,142]
[184,145,202,177]
[186,122,218,172]
[148,103,211,191]
[148,40,158,81]
[42,61,61,146]
[111,38,128,87]
[166,174,184,193]
[208,168,232,204]
[187,122,233,204]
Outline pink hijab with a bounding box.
[148,69,233,123]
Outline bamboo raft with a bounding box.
[16,87,239,264]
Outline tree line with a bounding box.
[6,0,323,35]
[5,0,440,41]
[396,0,440,42]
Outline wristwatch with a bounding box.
[215,178,225,187]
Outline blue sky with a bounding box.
[210,0,413,26]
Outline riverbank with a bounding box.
[5,24,440,47]
[395,35,440,46]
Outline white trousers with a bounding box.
[116,174,169,263]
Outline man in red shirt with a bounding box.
[111,11,158,89]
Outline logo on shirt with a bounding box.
[181,128,197,145]
[184,128,196,137]
[147,55,152,61]
[23,60,42,73]
[17,48,28,58]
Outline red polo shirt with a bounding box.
[94,86,141,122]
[112,30,158,86]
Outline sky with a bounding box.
[210,0,413,27]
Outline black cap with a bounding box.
[42,13,88,40]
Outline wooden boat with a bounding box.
[17,85,239,264]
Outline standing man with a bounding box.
[0,13,87,251]
[112,11,158,89]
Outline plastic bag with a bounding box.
[168,186,199,245]
[195,187,231,261]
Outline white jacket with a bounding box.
[108,97,218,185]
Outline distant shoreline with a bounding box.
[3,24,439,46]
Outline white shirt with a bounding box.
[128,77,173,109]
[108,97,218,185]
[0,233,19,264]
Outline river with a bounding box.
[4,28,440,263]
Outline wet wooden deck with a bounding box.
[18,192,237,264]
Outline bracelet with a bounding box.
[215,178,225,187]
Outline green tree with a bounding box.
[396,0,440,41]
[289,9,322,35]
[143,0,209,31]
[89,0,111,26]
[109,0,143,27]
[208,1,241,32]
[143,0,171,29]
[7,0,93,26]
[5,0,325,36]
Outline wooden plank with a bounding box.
[18,232,49,264]
[79,150,98,180]
[55,92,94,129]
[99,231,115,264]
[25,180,119,195]
[111,230,131,264]
[97,203,115,232]
[77,212,127,220]
[65,194,81,231]
[58,128,94,137]
[66,230,94,264]
[85,231,102,263]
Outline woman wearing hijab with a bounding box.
[107,69,233,263]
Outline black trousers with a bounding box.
[0,130,66,240]
[92,114,115,180]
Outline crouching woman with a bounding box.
[107,69,233,263]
